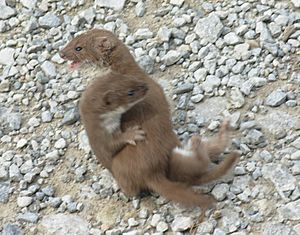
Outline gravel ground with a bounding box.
[0,0,300,234]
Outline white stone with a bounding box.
[170,0,184,7]
[291,0,300,8]
[54,138,67,149]
[41,61,57,78]
[17,196,33,207]
[0,48,15,65]
[20,0,37,9]
[95,0,126,10]
[38,214,89,235]
[195,13,224,43]
[171,217,193,232]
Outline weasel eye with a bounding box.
[127,90,135,96]
[75,46,82,51]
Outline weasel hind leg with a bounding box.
[205,120,230,162]
[169,120,239,185]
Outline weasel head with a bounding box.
[60,29,119,70]
[83,72,148,116]
[102,76,148,113]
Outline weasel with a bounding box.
[60,29,239,209]
[79,72,148,170]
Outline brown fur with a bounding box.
[80,72,148,170]
[169,121,239,185]
[60,29,239,209]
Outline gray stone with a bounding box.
[42,186,55,196]
[262,163,296,198]
[38,13,62,28]
[136,55,154,74]
[213,228,226,235]
[228,75,243,88]
[0,5,16,20]
[294,224,300,234]
[62,107,80,125]
[135,1,146,17]
[157,26,172,42]
[17,139,27,149]
[150,214,161,227]
[212,183,229,201]
[191,94,204,103]
[67,202,77,213]
[291,137,300,149]
[2,224,21,235]
[134,28,153,40]
[20,0,37,9]
[249,77,267,87]
[202,75,221,93]
[174,83,194,94]
[234,43,250,60]
[257,111,298,137]
[5,111,22,130]
[38,214,89,235]
[0,48,15,65]
[197,220,215,234]
[194,97,227,122]
[194,68,207,82]
[48,197,62,208]
[262,223,295,235]
[18,212,39,223]
[265,90,287,107]
[278,199,300,220]
[156,221,168,232]
[224,32,241,45]
[291,150,300,160]
[0,80,10,92]
[245,129,265,145]
[240,120,257,131]
[0,166,8,180]
[219,209,241,233]
[41,61,56,78]
[9,164,22,181]
[256,22,274,43]
[195,13,224,43]
[230,88,245,108]
[25,16,39,33]
[78,131,91,153]
[162,50,182,66]
[268,22,281,37]
[95,0,126,10]
[171,217,193,232]
[80,7,95,25]
[0,182,10,203]
[292,161,300,175]
[41,111,53,123]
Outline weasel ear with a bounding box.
[92,36,116,51]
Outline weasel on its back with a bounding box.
[80,72,148,170]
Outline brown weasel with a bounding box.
[60,29,239,209]
[79,72,148,170]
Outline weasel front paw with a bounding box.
[124,126,146,146]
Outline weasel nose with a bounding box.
[59,50,66,59]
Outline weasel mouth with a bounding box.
[67,61,81,69]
